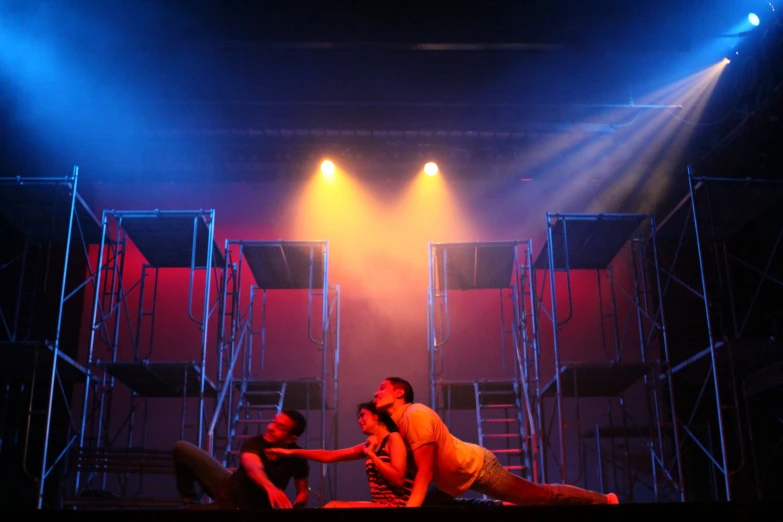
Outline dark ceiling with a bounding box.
[0,0,780,185]
[137,0,710,49]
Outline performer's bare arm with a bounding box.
[365,433,408,487]
[407,442,435,507]
[240,452,293,509]
[293,477,309,509]
[267,445,365,463]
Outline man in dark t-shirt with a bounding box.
[222,432,310,509]
[172,410,310,509]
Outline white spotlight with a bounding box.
[424,162,439,176]
[321,160,335,176]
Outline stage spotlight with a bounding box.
[321,160,335,176]
[748,13,760,26]
[424,162,439,176]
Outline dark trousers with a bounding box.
[422,484,458,506]
[470,448,609,505]
[172,440,233,507]
[422,448,609,506]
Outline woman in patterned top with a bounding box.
[266,401,414,508]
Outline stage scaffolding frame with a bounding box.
[71,209,223,507]
[656,166,783,501]
[427,240,543,483]
[534,212,684,502]
[207,240,340,506]
[0,167,107,509]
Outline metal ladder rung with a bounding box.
[491,449,521,454]
[225,381,286,467]
[482,418,517,423]
[480,404,516,409]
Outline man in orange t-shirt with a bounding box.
[373,377,619,507]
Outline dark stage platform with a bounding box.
[34,503,782,521]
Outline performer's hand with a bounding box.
[265,448,291,461]
[265,486,293,509]
[363,435,378,456]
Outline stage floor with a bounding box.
[41,503,781,521]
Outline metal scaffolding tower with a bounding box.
[69,209,223,509]
[534,213,683,502]
[207,240,340,506]
[656,166,783,501]
[0,167,105,508]
[427,241,542,483]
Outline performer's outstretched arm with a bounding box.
[267,444,365,463]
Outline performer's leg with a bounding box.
[422,483,456,506]
[470,449,616,505]
[323,501,389,508]
[172,440,232,505]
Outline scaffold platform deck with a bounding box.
[541,362,654,397]
[71,447,175,475]
[239,241,326,290]
[66,448,180,510]
[658,177,783,240]
[112,211,224,269]
[431,242,520,290]
[64,497,183,510]
[0,178,105,244]
[436,380,518,409]
[100,361,217,398]
[236,379,325,410]
[534,215,646,270]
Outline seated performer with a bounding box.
[373,377,620,507]
[267,401,414,507]
[172,410,310,509]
